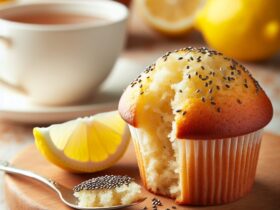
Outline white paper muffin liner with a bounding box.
[129,126,263,205]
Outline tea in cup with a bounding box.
[0,0,128,105]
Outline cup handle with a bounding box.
[0,35,11,47]
[0,77,26,94]
[0,35,25,93]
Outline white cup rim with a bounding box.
[0,0,129,31]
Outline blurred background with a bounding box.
[0,0,279,209]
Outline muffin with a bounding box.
[118,47,273,205]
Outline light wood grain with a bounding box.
[3,133,280,210]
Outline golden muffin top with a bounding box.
[119,47,273,139]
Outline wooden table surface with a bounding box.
[0,2,280,210]
[2,132,280,210]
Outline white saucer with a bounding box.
[0,58,144,124]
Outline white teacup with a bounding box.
[0,0,128,105]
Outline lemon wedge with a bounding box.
[33,111,130,173]
[135,0,205,36]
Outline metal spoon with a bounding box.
[0,161,146,209]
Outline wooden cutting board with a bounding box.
[4,133,280,210]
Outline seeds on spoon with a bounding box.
[73,175,133,191]
[73,175,143,207]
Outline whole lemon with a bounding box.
[196,0,280,61]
